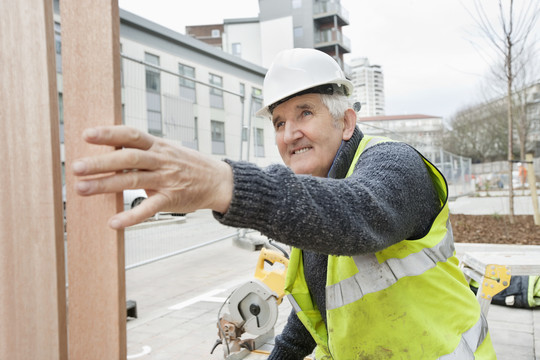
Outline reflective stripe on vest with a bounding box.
[326,220,454,310]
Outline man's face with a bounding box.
[272,93,347,177]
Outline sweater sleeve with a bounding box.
[214,141,441,256]
[268,309,316,360]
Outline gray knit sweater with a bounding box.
[214,127,441,359]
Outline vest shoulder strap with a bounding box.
[345,135,395,178]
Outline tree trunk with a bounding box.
[507,32,515,223]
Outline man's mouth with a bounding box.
[293,147,311,155]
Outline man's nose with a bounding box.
[283,120,302,144]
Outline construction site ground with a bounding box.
[126,192,540,360]
[451,213,540,245]
[450,191,540,246]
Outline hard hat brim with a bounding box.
[255,78,353,118]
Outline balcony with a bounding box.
[313,1,350,26]
[314,28,351,54]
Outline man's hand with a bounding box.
[72,126,233,229]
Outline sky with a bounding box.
[118,0,539,120]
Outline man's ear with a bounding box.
[342,108,357,141]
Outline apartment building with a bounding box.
[186,0,351,69]
[53,2,282,173]
[347,57,385,117]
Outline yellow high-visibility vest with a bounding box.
[285,135,496,359]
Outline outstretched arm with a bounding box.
[72,125,233,229]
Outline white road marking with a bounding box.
[127,345,152,359]
[167,278,250,310]
[168,288,227,310]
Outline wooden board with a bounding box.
[0,0,68,359]
[462,252,540,276]
[61,0,127,358]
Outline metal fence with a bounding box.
[124,212,239,270]
[471,158,540,191]
[424,148,474,198]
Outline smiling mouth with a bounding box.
[293,147,311,155]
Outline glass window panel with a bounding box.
[209,74,224,109]
[254,128,265,157]
[211,120,225,154]
[232,43,242,57]
[147,110,162,135]
[251,87,263,116]
[179,63,196,89]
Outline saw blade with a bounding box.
[227,280,279,335]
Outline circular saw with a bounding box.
[211,247,289,358]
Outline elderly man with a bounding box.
[73,48,495,359]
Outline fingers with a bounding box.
[71,125,233,228]
[108,193,168,229]
[75,170,161,197]
[82,126,154,150]
[73,148,160,177]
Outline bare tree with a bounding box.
[468,0,540,222]
[444,103,507,163]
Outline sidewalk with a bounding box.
[449,191,539,215]
[125,198,540,359]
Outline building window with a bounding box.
[120,44,124,88]
[145,53,162,136]
[54,22,62,73]
[251,87,263,116]
[193,117,199,149]
[293,26,303,38]
[179,63,196,103]
[58,92,64,143]
[239,83,245,98]
[292,0,302,8]
[209,73,224,109]
[211,29,220,38]
[179,116,199,150]
[254,128,265,157]
[232,43,242,57]
[318,28,333,43]
[211,120,225,154]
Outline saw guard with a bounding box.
[254,248,289,304]
[227,280,279,335]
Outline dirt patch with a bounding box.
[450,214,540,245]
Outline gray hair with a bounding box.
[320,91,350,126]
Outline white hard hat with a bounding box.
[256,48,353,117]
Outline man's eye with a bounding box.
[275,121,285,129]
[302,110,312,117]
